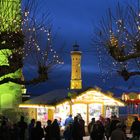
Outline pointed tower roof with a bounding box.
[73,42,80,51]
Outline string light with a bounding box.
[0,0,64,85]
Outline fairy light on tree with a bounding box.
[0,0,63,111]
[0,0,63,85]
[93,1,140,81]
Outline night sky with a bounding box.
[25,0,140,97]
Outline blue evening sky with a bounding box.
[25,0,140,97]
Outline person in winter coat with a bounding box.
[111,123,126,140]
[72,116,83,140]
[110,115,120,135]
[104,118,111,140]
[130,117,140,139]
[17,116,28,140]
[44,120,52,140]
[88,118,95,134]
[51,119,61,140]
[31,121,44,140]
[77,114,86,137]
[90,120,105,140]
[28,119,35,140]
[63,123,73,140]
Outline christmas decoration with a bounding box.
[93,1,140,81]
[0,0,63,85]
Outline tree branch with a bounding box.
[117,69,140,81]
[0,52,23,77]
[109,46,140,62]
[0,74,48,85]
[117,53,140,62]
[0,31,24,50]
[0,65,21,77]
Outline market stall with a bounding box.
[19,88,125,125]
[122,92,140,126]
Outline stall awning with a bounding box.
[71,88,125,106]
[19,87,125,108]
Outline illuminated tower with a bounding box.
[0,0,23,110]
[70,44,82,89]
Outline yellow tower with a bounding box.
[70,44,82,89]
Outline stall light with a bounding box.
[71,99,75,103]
[138,94,140,100]
[125,94,129,100]
[89,90,125,107]
[56,101,69,108]
[66,89,124,107]
[122,93,126,101]
[19,104,55,109]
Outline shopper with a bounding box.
[111,123,126,140]
[130,117,140,139]
[44,120,52,140]
[28,119,35,140]
[90,120,105,140]
[88,118,95,135]
[65,115,74,126]
[51,119,61,140]
[31,121,44,140]
[72,116,83,140]
[17,116,28,140]
[104,118,111,140]
[63,123,73,140]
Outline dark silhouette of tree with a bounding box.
[93,1,140,81]
[0,0,63,85]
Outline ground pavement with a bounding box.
[61,136,90,140]
[61,134,132,140]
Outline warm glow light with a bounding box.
[56,101,70,108]
[73,89,125,106]
[19,104,55,109]
[138,94,140,100]
[122,93,129,101]
[110,34,118,47]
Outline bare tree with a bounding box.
[0,0,63,85]
[93,1,140,81]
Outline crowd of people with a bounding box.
[87,115,140,140]
[0,114,140,140]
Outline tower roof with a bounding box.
[73,43,80,51]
